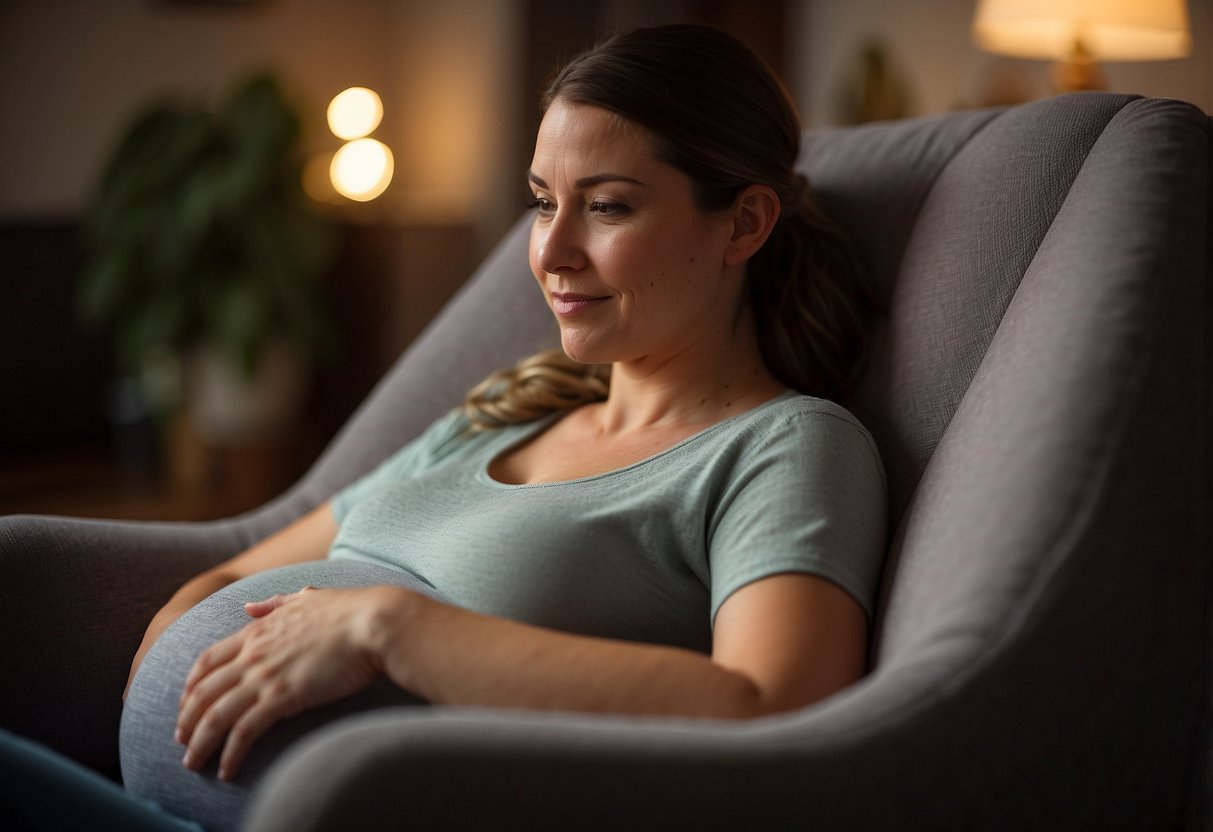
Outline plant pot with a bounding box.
[186,341,308,446]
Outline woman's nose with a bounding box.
[534,213,587,274]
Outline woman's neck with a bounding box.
[593,316,785,435]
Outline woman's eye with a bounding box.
[526,197,627,218]
[589,201,628,217]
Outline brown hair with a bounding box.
[464,24,872,429]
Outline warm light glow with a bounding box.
[973,0,1191,61]
[303,152,338,203]
[330,138,394,202]
[327,87,384,140]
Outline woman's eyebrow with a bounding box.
[527,170,646,189]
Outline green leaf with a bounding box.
[78,71,340,375]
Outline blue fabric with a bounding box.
[0,728,202,832]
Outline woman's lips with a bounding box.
[551,292,609,316]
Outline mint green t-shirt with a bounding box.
[329,391,887,654]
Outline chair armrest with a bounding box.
[244,708,805,831]
[0,514,243,778]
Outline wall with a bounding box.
[1,0,380,218]
[0,0,522,248]
[4,0,1208,225]
[790,0,1212,128]
[0,0,514,475]
[387,0,523,245]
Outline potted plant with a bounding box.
[79,72,341,446]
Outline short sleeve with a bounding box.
[331,408,471,524]
[707,406,888,623]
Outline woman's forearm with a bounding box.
[176,575,864,780]
[360,587,769,719]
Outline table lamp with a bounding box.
[972,0,1192,92]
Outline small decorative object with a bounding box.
[834,39,914,125]
[968,61,1033,109]
[972,0,1192,92]
[79,73,341,446]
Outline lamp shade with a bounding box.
[973,0,1191,61]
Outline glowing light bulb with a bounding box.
[330,138,394,201]
[327,87,383,140]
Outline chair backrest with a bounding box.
[803,93,1207,668]
[796,94,1208,826]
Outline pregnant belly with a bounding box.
[120,560,439,832]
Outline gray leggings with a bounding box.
[121,560,439,832]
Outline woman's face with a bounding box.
[527,100,739,368]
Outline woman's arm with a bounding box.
[123,503,338,699]
[371,571,866,716]
[176,571,866,779]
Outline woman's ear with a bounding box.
[724,184,781,266]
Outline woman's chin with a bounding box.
[558,335,609,366]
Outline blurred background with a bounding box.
[1,0,1208,521]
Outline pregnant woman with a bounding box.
[2,23,886,831]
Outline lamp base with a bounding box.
[1050,36,1107,93]
[1051,58,1107,92]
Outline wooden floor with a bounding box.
[0,431,321,522]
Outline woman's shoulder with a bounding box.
[379,407,475,470]
[414,406,562,464]
[358,408,481,481]
[731,390,874,443]
[767,390,864,423]
[713,391,884,480]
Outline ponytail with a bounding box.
[462,349,609,431]
[749,172,874,401]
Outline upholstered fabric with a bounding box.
[0,92,1207,830]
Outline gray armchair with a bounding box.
[1,92,1208,830]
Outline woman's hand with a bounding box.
[124,504,340,704]
[175,586,388,781]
